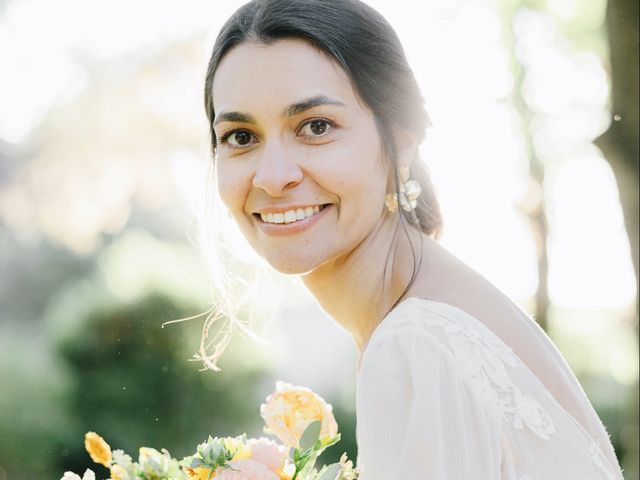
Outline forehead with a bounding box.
[211,38,361,114]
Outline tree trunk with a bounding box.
[595,0,639,295]
[595,0,639,476]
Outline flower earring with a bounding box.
[384,167,422,213]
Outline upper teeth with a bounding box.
[260,206,321,224]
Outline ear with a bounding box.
[394,129,421,170]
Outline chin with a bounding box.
[263,251,326,276]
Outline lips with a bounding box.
[252,204,331,236]
[256,204,327,224]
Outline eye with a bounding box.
[298,118,334,138]
[220,129,257,148]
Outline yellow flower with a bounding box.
[278,463,296,480]
[260,381,338,449]
[186,461,281,480]
[84,432,112,467]
[183,466,214,480]
[222,437,252,461]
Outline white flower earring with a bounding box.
[384,167,422,213]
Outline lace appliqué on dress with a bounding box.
[419,309,557,441]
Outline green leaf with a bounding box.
[299,420,321,451]
[320,433,341,449]
[317,463,341,480]
[296,455,311,471]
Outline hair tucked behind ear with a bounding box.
[410,161,443,238]
[199,0,443,370]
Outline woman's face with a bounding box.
[212,38,390,274]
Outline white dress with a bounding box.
[355,297,624,479]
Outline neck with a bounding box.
[302,213,425,353]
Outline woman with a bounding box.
[202,0,624,478]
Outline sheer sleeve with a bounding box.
[356,325,504,480]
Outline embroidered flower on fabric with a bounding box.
[513,395,556,440]
[415,304,556,441]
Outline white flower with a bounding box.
[60,469,96,480]
[112,449,133,467]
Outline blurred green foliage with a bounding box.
[56,293,267,475]
[1,288,272,479]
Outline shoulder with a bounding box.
[362,299,453,363]
[356,298,504,439]
[362,297,518,372]
[358,298,482,393]
[359,297,561,442]
[362,297,510,368]
[358,297,518,412]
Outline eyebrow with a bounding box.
[282,95,345,118]
[213,111,257,126]
[213,95,345,127]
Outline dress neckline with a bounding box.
[359,296,460,365]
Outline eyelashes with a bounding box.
[219,129,255,148]
[216,117,337,149]
[296,118,335,138]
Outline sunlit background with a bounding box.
[0,0,637,478]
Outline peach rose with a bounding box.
[247,437,289,473]
[260,381,338,449]
[214,459,280,480]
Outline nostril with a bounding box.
[252,160,304,196]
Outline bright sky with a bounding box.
[0,0,636,313]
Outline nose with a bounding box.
[252,142,303,197]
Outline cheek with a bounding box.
[318,141,388,211]
[216,161,250,214]
[348,169,388,223]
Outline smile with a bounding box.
[258,205,326,224]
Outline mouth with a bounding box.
[254,204,330,225]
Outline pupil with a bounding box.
[235,131,251,145]
[310,120,326,135]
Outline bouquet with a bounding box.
[61,381,359,480]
